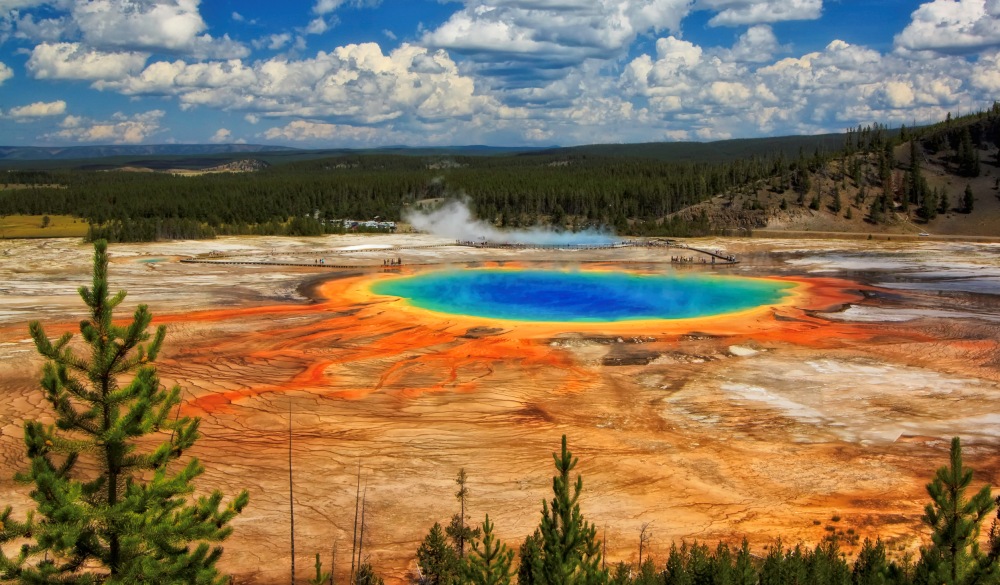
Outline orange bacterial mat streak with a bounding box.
[145,270,912,414]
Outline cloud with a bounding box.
[209,128,231,142]
[10,12,73,42]
[305,17,330,35]
[231,11,244,22]
[45,110,165,143]
[422,0,691,82]
[263,120,385,145]
[895,0,1000,53]
[619,34,986,140]
[722,24,783,63]
[254,33,292,50]
[697,0,823,26]
[0,61,11,85]
[313,0,343,14]
[312,0,379,15]
[27,42,148,81]
[0,0,50,9]
[7,99,66,119]
[97,43,495,127]
[383,29,396,40]
[9,0,248,59]
[970,48,1000,91]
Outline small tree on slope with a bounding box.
[533,435,607,585]
[0,240,249,583]
[466,514,514,585]
[916,436,994,585]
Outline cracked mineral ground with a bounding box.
[1,235,998,583]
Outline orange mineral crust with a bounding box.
[2,246,998,585]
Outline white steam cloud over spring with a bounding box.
[403,200,617,245]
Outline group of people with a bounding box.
[670,255,734,264]
[383,258,403,266]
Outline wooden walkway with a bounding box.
[179,238,739,269]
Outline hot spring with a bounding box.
[371,269,795,322]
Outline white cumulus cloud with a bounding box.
[619,33,984,139]
[97,43,495,127]
[422,0,691,81]
[263,120,385,145]
[698,0,823,26]
[9,0,248,59]
[27,42,148,81]
[7,99,67,119]
[895,0,1000,53]
[209,128,231,142]
[45,110,165,144]
[0,61,12,85]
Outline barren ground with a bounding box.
[1,235,999,583]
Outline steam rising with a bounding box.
[404,200,617,246]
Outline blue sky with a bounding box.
[1,0,999,148]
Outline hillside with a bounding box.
[666,108,1000,239]
[1,108,999,242]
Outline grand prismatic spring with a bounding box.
[1,235,999,583]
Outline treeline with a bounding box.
[0,148,818,242]
[401,436,998,585]
[748,103,999,228]
[2,104,998,241]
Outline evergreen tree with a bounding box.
[466,514,514,585]
[355,562,384,585]
[733,538,757,585]
[663,542,692,585]
[446,468,481,558]
[0,240,248,583]
[957,127,981,177]
[919,188,938,221]
[915,437,994,585]
[534,435,607,585]
[962,185,975,214]
[832,188,843,214]
[309,553,332,585]
[417,522,461,585]
[938,189,950,215]
[853,538,890,585]
[518,530,543,585]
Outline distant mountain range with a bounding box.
[0,144,300,161]
[0,133,858,168]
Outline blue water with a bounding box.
[371,269,794,322]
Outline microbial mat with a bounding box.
[371,269,794,322]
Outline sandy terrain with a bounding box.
[1,235,999,583]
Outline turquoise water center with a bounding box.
[371,269,794,322]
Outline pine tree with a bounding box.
[919,187,938,221]
[962,185,975,214]
[938,189,950,215]
[417,522,461,585]
[533,435,607,585]
[446,468,481,559]
[517,530,543,585]
[916,436,995,585]
[853,538,890,585]
[309,553,332,585]
[465,514,514,585]
[355,562,384,585]
[0,240,249,583]
[733,538,757,585]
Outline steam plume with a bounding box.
[404,200,616,246]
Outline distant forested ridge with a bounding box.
[1,104,998,242]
